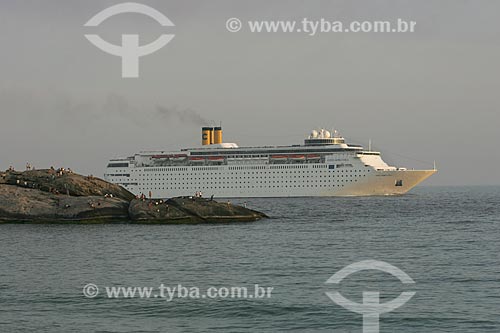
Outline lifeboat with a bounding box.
[151,154,170,159]
[188,156,205,163]
[270,155,288,161]
[289,154,306,161]
[306,154,321,160]
[207,156,225,162]
[171,154,187,161]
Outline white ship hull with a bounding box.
[105,164,435,198]
[334,169,436,196]
[104,126,436,198]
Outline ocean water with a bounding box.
[0,186,499,332]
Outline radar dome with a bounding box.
[324,130,331,138]
[310,130,318,138]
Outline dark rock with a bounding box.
[1,169,135,201]
[0,185,130,222]
[128,197,268,223]
[0,170,268,223]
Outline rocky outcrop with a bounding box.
[1,169,135,201]
[0,169,267,223]
[129,197,268,223]
[0,185,130,222]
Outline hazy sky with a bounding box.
[1,0,499,186]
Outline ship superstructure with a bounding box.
[105,127,436,198]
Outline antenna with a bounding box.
[368,139,372,152]
[433,160,437,170]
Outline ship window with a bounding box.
[107,162,129,168]
[395,180,403,187]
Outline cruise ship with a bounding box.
[104,127,436,198]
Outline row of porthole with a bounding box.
[140,180,357,187]
[129,174,366,180]
[117,176,363,183]
[139,184,349,191]
[137,178,359,184]
[141,169,366,176]
[115,174,366,183]
[137,179,360,188]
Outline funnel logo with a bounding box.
[84,2,175,78]
[325,260,415,333]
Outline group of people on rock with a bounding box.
[146,199,169,213]
[137,193,147,201]
[6,164,72,174]
[6,164,36,172]
[87,200,101,209]
[16,179,31,188]
[49,166,73,177]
